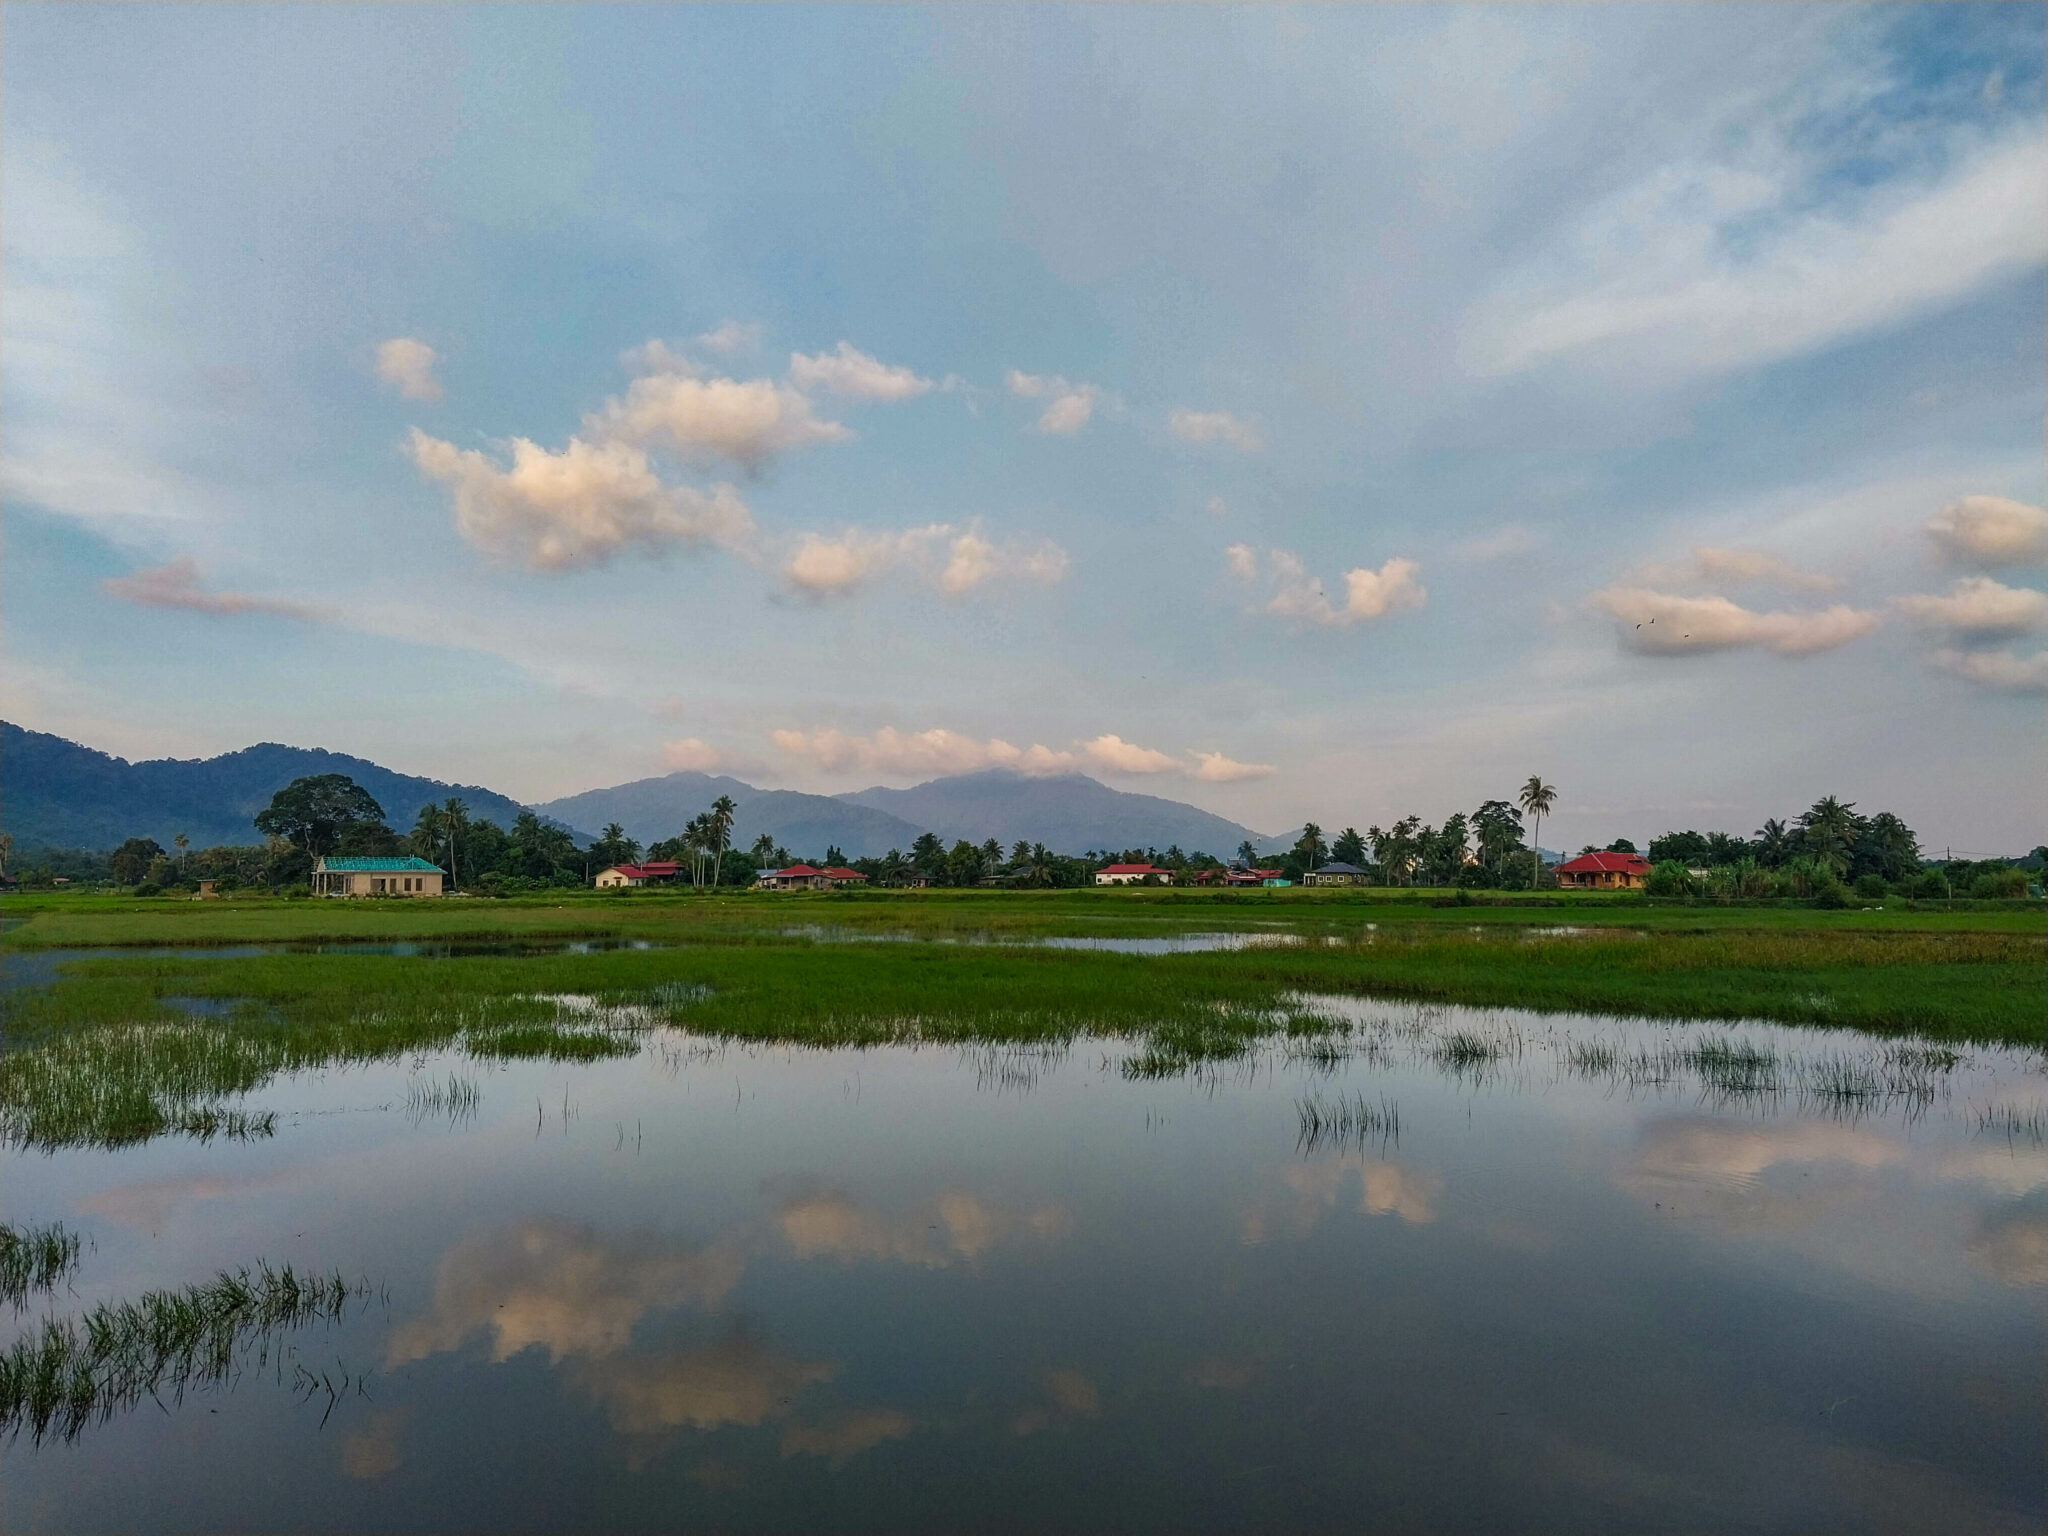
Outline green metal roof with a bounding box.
[317,856,443,872]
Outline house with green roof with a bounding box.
[312,855,445,898]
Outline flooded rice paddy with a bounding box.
[3,981,2043,1534]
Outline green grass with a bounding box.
[5,882,2041,951]
[1,1222,82,1311]
[0,901,2038,1150]
[0,1262,368,1443]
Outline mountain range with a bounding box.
[1,721,536,852]
[4,723,1275,860]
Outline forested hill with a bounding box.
[1,722,537,851]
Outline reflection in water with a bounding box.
[6,999,2045,1531]
[385,1221,747,1367]
[1970,1196,2048,1287]
[776,1188,1068,1267]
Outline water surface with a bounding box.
[4,1001,2043,1533]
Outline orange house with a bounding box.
[1552,851,1651,889]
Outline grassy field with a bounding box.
[5,883,2042,948]
[1,888,2039,1152]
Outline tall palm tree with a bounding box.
[174,833,190,878]
[1236,839,1257,868]
[1518,777,1557,888]
[441,798,469,889]
[1753,817,1791,870]
[708,796,737,889]
[1799,795,1858,877]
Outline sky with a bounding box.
[4,3,2043,854]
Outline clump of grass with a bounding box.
[0,1262,369,1444]
[1977,1103,2048,1144]
[1296,1091,1400,1155]
[170,1107,277,1143]
[1432,1030,1511,1068]
[1803,1053,1884,1104]
[403,1072,482,1125]
[464,1023,637,1061]
[1,1222,82,1310]
[1564,1039,1620,1075]
[1687,1037,1780,1095]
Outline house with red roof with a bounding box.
[755,864,870,891]
[1552,850,1651,890]
[594,863,650,888]
[1095,862,1172,886]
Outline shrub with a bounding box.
[1970,868,2028,900]
[1643,860,1693,897]
[1853,873,1889,900]
[1811,882,1850,909]
[131,882,163,898]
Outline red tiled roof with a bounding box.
[821,867,867,880]
[774,865,824,876]
[639,861,680,874]
[604,864,648,878]
[1554,850,1650,875]
[1099,863,1169,874]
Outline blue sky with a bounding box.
[5,3,2043,852]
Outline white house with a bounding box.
[311,856,445,897]
[1095,862,1172,886]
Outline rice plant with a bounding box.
[0,1222,82,1310]
[0,1262,370,1444]
[403,1072,483,1126]
[1295,1091,1400,1155]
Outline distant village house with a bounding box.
[1303,862,1366,886]
[594,861,682,888]
[312,855,444,897]
[754,864,869,891]
[1094,863,1172,886]
[1552,850,1651,890]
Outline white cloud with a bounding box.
[1925,495,2048,567]
[375,337,442,402]
[1932,646,2048,695]
[788,342,933,401]
[770,727,1062,778]
[1081,733,1177,775]
[1264,550,1428,628]
[1224,543,1259,581]
[1206,496,1229,518]
[1190,750,1276,783]
[591,358,850,472]
[1684,546,1837,592]
[1896,577,2048,638]
[101,556,322,619]
[1006,370,1099,434]
[408,428,755,572]
[1168,408,1264,452]
[769,725,1273,784]
[695,320,762,356]
[662,738,729,773]
[780,523,1068,599]
[1589,585,1879,656]
[1469,129,2048,382]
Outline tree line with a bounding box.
[6,771,2040,902]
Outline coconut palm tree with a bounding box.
[707,796,738,889]
[1518,776,1557,887]
[1236,839,1257,868]
[1752,817,1792,869]
[174,833,190,878]
[441,798,470,889]
[1799,795,1858,877]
